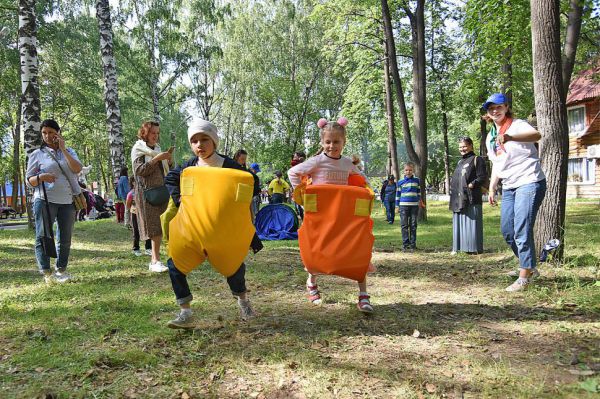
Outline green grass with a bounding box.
[1,201,599,398]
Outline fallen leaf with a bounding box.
[425,383,436,393]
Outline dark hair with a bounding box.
[41,119,61,132]
[458,136,474,146]
[137,121,160,141]
[293,151,306,159]
[233,149,248,161]
[119,166,128,177]
[129,177,136,187]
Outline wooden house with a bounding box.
[566,66,600,199]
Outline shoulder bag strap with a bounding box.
[39,179,54,239]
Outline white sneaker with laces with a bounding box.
[54,271,72,283]
[144,249,152,256]
[148,261,168,273]
[132,250,142,256]
[167,310,196,329]
[505,278,529,292]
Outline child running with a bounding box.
[164,119,260,329]
[396,162,421,250]
[288,117,373,313]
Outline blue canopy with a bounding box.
[255,204,298,240]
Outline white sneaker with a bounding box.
[54,271,72,283]
[148,261,168,273]
[144,249,152,256]
[42,272,54,284]
[505,278,529,292]
[132,250,142,257]
[167,310,197,329]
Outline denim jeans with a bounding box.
[500,180,546,270]
[384,200,395,223]
[167,258,247,305]
[400,205,419,248]
[33,198,76,272]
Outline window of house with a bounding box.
[567,106,586,136]
[568,157,595,183]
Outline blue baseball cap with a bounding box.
[249,162,260,172]
[482,93,508,110]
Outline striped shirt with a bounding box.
[395,176,420,206]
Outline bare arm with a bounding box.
[488,166,501,205]
[500,129,541,144]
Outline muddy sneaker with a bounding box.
[505,278,530,292]
[144,249,152,256]
[167,310,196,329]
[132,249,142,257]
[54,271,72,283]
[238,298,256,320]
[507,269,540,280]
[357,295,374,313]
[148,261,168,273]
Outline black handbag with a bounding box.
[40,181,58,258]
[143,185,170,206]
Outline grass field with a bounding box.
[1,201,599,398]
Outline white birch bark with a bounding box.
[96,0,125,179]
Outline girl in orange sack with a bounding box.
[288,117,374,313]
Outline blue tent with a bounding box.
[255,204,298,240]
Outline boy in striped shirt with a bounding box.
[396,162,420,250]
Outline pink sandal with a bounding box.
[357,294,374,313]
[306,284,322,305]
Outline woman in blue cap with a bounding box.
[483,93,546,292]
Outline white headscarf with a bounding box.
[130,140,169,176]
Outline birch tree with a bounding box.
[96,0,125,178]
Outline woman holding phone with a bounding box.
[26,119,83,283]
[131,121,173,272]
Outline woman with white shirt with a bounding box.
[484,93,546,292]
[26,119,83,283]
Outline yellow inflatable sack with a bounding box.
[160,197,178,244]
[168,167,255,277]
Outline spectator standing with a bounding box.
[115,167,129,224]
[380,175,397,224]
[268,171,290,204]
[396,163,421,250]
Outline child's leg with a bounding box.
[399,206,410,248]
[132,214,140,250]
[306,272,321,305]
[227,263,256,319]
[409,206,418,248]
[166,258,195,329]
[357,277,373,313]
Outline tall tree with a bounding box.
[382,30,398,180]
[561,0,584,97]
[531,0,570,259]
[19,0,41,228]
[96,0,125,179]
[381,0,428,218]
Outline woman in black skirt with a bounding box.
[449,137,488,254]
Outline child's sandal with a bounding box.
[357,294,374,313]
[306,284,322,305]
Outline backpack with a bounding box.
[474,156,490,194]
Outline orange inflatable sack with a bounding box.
[168,167,255,277]
[298,184,374,282]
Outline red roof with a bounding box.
[566,66,600,105]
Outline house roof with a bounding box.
[566,66,600,105]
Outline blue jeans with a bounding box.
[167,258,247,305]
[33,198,76,272]
[384,200,395,223]
[500,180,546,270]
[400,206,419,248]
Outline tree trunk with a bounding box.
[19,0,42,229]
[440,91,451,194]
[406,0,428,219]
[562,0,583,97]
[531,0,569,259]
[11,100,22,211]
[96,0,125,180]
[501,47,513,107]
[383,33,399,180]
